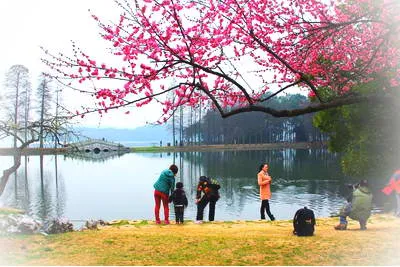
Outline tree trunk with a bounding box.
[39,80,47,149]
[0,140,36,197]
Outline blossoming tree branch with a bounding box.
[42,0,399,123]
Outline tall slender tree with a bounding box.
[193,94,326,145]
[54,87,64,148]
[22,83,32,143]
[3,65,31,148]
[36,76,53,149]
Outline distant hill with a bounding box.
[76,125,173,146]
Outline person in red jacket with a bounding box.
[382,169,400,217]
[258,163,275,221]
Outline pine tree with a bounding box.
[36,76,52,148]
[3,65,31,148]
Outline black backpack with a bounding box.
[293,207,315,236]
[207,178,221,201]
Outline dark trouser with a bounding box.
[174,206,184,223]
[260,199,274,220]
[196,197,217,221]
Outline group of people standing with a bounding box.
[153,163,274,224]
[153,163,400,229]
[153,164,221,224]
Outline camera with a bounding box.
[346,183,359,190]
[346,179,368,190]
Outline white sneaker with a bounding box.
[194,220,203,224]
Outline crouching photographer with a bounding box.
[334,179,373,231]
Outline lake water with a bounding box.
[0,149,389,227]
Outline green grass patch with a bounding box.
[131,146,167,152]
[1,214,399,266]
[109,220,130,226]
[133,220,149,228]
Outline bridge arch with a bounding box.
[70,139,130,154]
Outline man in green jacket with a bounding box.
[335,179,373,230]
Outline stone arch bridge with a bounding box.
[68,139,130,154]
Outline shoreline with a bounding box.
[131,141,326,152]
[0,141,327,155]
[1,213,399,265]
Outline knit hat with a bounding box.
[176,182,183,189]
[199,176,208,182]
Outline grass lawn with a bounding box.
[0,214,399,266]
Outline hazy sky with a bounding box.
[0,0,163,129]
[0,0,306,130]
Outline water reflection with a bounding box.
[66,150,129,162]
[0,149,391,226]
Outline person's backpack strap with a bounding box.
[310,209,316,226]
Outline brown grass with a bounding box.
[0,214,399,266]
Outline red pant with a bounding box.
[154,190,169,222]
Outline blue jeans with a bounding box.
[339,202,352,224]
[339,202,367,228]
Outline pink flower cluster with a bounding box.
[43,0,400,121]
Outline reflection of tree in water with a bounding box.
[35,166,54,223]
[14,156,31,212]
[32,155,67,223]
[54,154,66,218]
[1,156,33,213]
[1,168,28,213]
[177,152,203,202]
[65,150,129,163]
[181,149,343,181]
[178,149,347,218]
[0,155,67,224]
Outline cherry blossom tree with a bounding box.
[42,0,400,123]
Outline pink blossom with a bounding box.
[44,0,399,120]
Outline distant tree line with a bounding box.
[169,93,327,145]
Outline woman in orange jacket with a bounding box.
[258,163,275,221]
